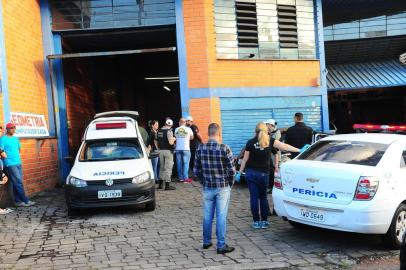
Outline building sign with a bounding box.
[10,112,49,137]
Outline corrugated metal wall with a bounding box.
[220,96,322,154]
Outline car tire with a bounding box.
[385,203,406,249]
[67,205,80,217]
[145,200,156,211]
[288,220,309,229]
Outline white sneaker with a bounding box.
[23,201,36,207]
[15,202,24,207]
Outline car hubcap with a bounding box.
[396,210,406,243]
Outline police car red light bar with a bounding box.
[353,124,406,131]
[96,122,127,130]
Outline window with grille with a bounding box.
[235,1,259,48]
[277,5,298,48]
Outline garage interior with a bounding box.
[329,87,406,133]
[325,36,406,133]
[59,26,181,155]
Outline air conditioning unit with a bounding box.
[400,52,406,65]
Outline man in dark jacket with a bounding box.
[285,113,313,158]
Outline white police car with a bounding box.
[65,111,156,215]
[273,132,406,248]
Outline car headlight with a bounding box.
[132,172,151,184]
[68,176,87,188]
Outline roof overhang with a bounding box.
[322,0,405,26]
[327,59,406,91]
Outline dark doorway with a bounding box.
[328,87,406,133]
[59,26,181,155]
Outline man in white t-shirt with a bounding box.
[175,118,194,183]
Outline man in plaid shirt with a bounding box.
[194,123,235,254]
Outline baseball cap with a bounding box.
[165,119,173,126]
[186,116,193,121]
[6,122,16,129]
[264,119,277,126]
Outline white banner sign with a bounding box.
[10,112,49,137]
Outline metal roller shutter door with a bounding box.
[221,109,274,155]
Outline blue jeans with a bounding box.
[151,156,159,183]
[246,168,269,222]
[203,186,231,249]
[6,165,29,204]
[176,150,191,180]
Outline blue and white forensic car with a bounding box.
[273,132,406,248]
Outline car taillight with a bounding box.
[354,177,379,201]
[96,122,127,130]
[274,173,283,190]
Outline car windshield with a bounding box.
[79,139,143,162]
[298,140,389,166]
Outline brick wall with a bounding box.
[64,58,95,155]
[183,0,321,88]
[189,97,222,142]
[183,0,210,89]
[20,139,59,195]
[1,0,59,199]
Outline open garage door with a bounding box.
[48,27,182,157]
[329,87,406,133]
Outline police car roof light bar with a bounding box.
[96,122,127,130]
[353,124,406,131]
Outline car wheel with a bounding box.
[145,200,156,211]
[67,205,80,217]
[385,203,406,249]
[288,220,309,229]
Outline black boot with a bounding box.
[165,182,176,190]
[158,180,163,189]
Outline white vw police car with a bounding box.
[65,111,156,215]
[273,132,406,248]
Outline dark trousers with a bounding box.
[268,166,275,189]
[190,149,196,171]
[246,168,269,222]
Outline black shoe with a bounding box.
[165,182,176,190]
[217,245,235,254]
[203,243,213,249]
[158,180,163,189]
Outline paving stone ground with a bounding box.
[0,181,399,269]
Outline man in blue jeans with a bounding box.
[194,123,235,254]
[0,123,35,207]
[175,118,194,183]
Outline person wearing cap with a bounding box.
[174,118,194,183]
[156,119,176,190]
[185,116,203,173]
[0,123,36,207]
[264,119,281,193]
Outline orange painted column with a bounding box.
[189,98,222,142]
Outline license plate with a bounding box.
[98,190,122,199]
[299,208,325,223]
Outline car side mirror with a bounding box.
[149,152,159,159]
